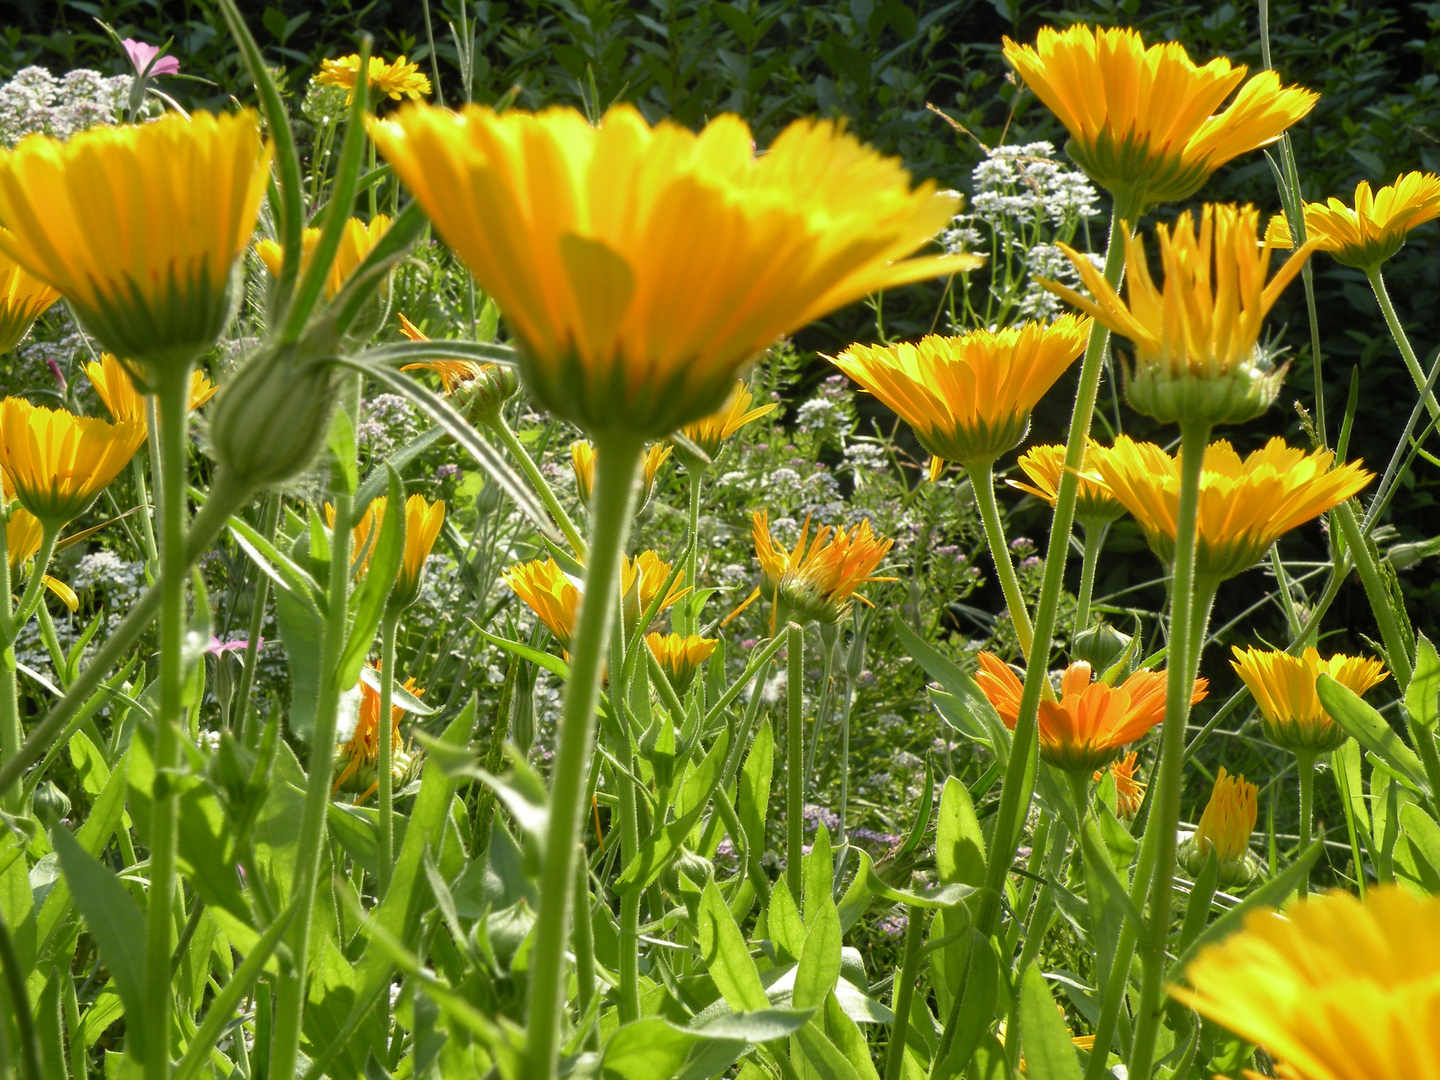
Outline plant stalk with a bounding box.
[1296,750,1317,897]
[966,463,1033,656]
[489,413,587,556]
[786,621,804,900]
[1075,523,1107,635]
[1367,267,1440,421]
[882,908,927,1080]
[377,613,400,899]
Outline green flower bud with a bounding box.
[32,780,70,830]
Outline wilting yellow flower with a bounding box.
[5,507,78,611]
[1231,646,1388,754]
[1096,751,1146,819]
[0,398,146,525]
[571,439,671,509]
[334,665,422,802]
[86,353,216,429]
[317,54,432,101]
[0,234,61,354]
[1173,886,1440,1080]
[1090,436,1373,583]
[646,632,717,692]
[831,316,1091,469]
[395,313,518,419]
[1266,172,1440,271]
[751,511,894,624]
[1003,25,1317,209]
[1180,766,1259,887]
[677,382,778,466]
[976,653,1207,772]
[368,103,977,438]
[0,110,271,383]
[391,494,446,612]
[504,558,581,649]
[1009,440,1125,527]
[1046,204,1312,425]
[255,215,391,300]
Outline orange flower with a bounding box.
[1096,751,1146,819]
[751,511,894,624]
[333,665,422,802]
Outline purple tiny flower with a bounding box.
[46,359,66,393]
[435,463,459,481]
[123,39,180,77]
[878,912,909,939]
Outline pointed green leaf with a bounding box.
[1018,964,1082,1080]
[1318,674,1429,792]
[936,776,986,886]
[699,879,767,1012]
[1407,634,1440,732]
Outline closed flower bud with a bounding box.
[1178,767,1259,888]
[32,780,70,830]
[1072,621,1133,676]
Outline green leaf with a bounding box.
[1399,801,1440,877]
[602,1018,697,1080]
[804,824,834,920]
[691,1009,814,1041]
[1407,634,1440,732]
[228,517,324,618]
[327,406,359,496]
[1317,675,1429,792]
[470,624,571,681]
[933,932,1000,1080]
[895,619,1010,765]
[792,1020,863,1080]
[336,468,406,688]
[1018,964,1082,1080]
[936,776,986,887]
[896,756,936,860]
[737,719,774,896]
[793,900,841,1010]
[699,879,768,1012]
[766,880,806,963]
[860,850,978,909]
[275,530,326,741]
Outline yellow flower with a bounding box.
[86,352,216,428]
[0,233,61,354]
[1096,751,1146,820]
[0,398,146,526]
[367,103,978,438]
[1090,436,1373,583]
[645,632,717,692]
[254,215,391,300]
[1173,886,1440,1080]
[317,54,432,102]
[0,110,272,383]
[1002,25,1317,209]
[504,558,581,650]
[334,665,422,802]
[830,315,1092,468]
[1264,171,1440,271]
[1045,204,1312,425]
[395,312,518,419]
[327,498,384,574]
[622,550,690,631]
[391,494,446,612]
[6,507,78,611]
[751,511,895,625]
[1179,766,1259,886]
[1231,646,1388,754]
[571,440,671,509]
[1009,440,1125,527]
[677,382,778,465]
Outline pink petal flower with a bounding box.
[123,39,180,76]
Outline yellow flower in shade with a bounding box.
[6,507,77,611]
[390,494,446,613]
[317,54,431,102]
[1179,766,1259,887]
[676,382,778,466]
[1002,25,1317,210]
[571,440,671,509]
[645,632,718,692]
[751,511,894,625]
[1096,751,1146,820]
[0,110,272,383]
[975,653,1208,772]
[327,498,384,574]
[504,558,581,650]
[86,353,216,429]
[1009,440,1125,528]
[1045,204,1313,426]
[1265,172,1440,271]
[333,665,422,802]
[1173,886,1440,1080]
[0,398,146,526]
[0,234,61,354]
[255,215,392,300]
[395,313,518,420]
[829,315,1092,468]
[622,550,690,632]
[1090,436,1373,584]
[1231,646,1388,754]
[367,103,978,438]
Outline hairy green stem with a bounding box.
[786,621,805,900]
[967,463,1033,656]
[883,907,927,1080]
[524,436,642,1078]
[1075,523,1107,636]
[0,905,41,1080]
[489,413,587,556]
[1332,503,1412,688]
[1296,751,1316,897]
[235,494,280,745]
[377,613,399,899]
[573,856,597,1039]
[1367,267,1440,421]
[681,467,704,637]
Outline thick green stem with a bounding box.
[613,584,643,1024]
[377,613,399,899]
[573,855,597,1037]
[11,529,58,633]
[489,413,587,556]
[1332,503,1412,688]
[1075,523,1107,636]
[786,621,804,900]
[967,463,1033,656]
[681,467,704,637]
[524,437,642,1079]
[1296,751,1316,897]
[882,907,927,1080]
[1126,421,1212,1080]
[145,382,192,1080]
[1367,267,1440,421]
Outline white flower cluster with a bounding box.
[0,66,131,148]
[1017,242,1104,321]
[970,142,1100,229]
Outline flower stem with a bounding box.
[882,907,927,1080]
[786,621,805,900]
[235,494,281,746]
[488,413,588,556]
[1332,502,1413,689]
[1126,419,1212,1080]
[1074,523,1107,636]
[966,463,1033,657]
[524,436,642,1079]
[681,467,704,637]
[377,612,400,899]
[1296,750,1317,897]
[1367,267,1440,421]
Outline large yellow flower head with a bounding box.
[1046,204,1312,426]
[676,381,778,467]
[1173,886,1440,1080]
[317,54,431,102]
[1231,646,1388,754]
[830,315,1092,469]
[622,550,690,631]
[255,215,392,300]
[1009,440,1125,528]
[0,398,146,526]
[367,103,977,438]
[86,353,216,429]
[751,511,894,625]
[504,558,581,650]
[0,234,60,354]
[1090,436,1373,584]
[1265,171,1440,271]
[645,632,718,692]
[1183,766,1259,886]
[0,110,272,386]
[1003,25,1317,210]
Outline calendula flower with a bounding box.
[317,54,431,102]
[1045,204,1312,425]
[0,235,61,354]
[975,653,1208,772]
[255,215,391,300]
[1173,886,1440,1080]
[6,507,77,611]
[86,353,216,428]
[0,110,272,384]
[1003,25,1317,209]
[622,550,690,631]
[571,440,671,510]
[504,558,581,650]
[395,312,518,420]
[334,665,422,802]
[1090,436,1373,584]
[751,511,894,625]
[676,382,778,467]
[1009,440,1125,527]
[1265,172,1440,272]
[368,103,977,438]
[1179,766,1259,886]
[0,398,146,526]
[327,498,385,574]
[1096,751,1146,819]
[831,315,1092,468]
[646,632,717,692]
[390,494,446,613]
[1231,646,1388,754]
